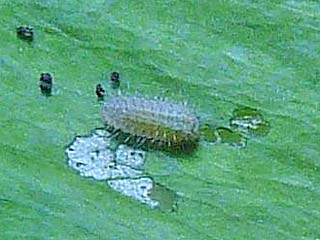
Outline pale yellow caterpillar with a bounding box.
[102,95,200,153]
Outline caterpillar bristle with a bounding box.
[124,135,131,143]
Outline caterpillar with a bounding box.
[102,95,200,153]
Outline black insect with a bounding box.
[39,73,53,96]
[17,26,34,41]
[110,71,120,89]
[96,83,105,100]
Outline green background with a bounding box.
[1,1,319,239]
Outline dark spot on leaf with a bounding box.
[110,71,120,89]
[39,73,53,96]
[17,26,34,41]
[76,162,86,167]
[96,83,105,100]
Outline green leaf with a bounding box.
[1,1,319,239]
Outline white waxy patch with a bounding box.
[66,129,161,208]
[66,133,117,180]
[108,178,158,208]
[230,117,263,130]
[115,145,146,170]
